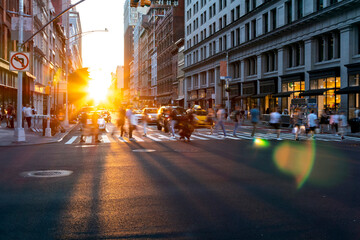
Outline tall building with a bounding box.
[155,2,184,105]
[184,0,360,118]
[124,0,139,101]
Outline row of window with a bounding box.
[186,0,342,52]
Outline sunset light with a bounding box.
[87,69,112,103]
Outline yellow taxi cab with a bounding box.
[192,105,211,127]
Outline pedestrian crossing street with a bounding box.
[64,127,360,144]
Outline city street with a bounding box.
[1,125,360,239]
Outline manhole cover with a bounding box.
[21,170,73,178]
[132,149,156,153]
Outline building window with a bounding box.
[296,0,303,19]
[310,77,341,112]
[231,31,235,47]
[316,0,324,11]
[245,0,250,14]
[264,50,278,72]
[231,61,241,79]
[245,23,250,42]
[263,12,269,34]
[271,8,277,30]
[231,9,235,22]
[246,56,257,76]
[219,38,223,51]
[223,35,227,50]
[236,5,240,19]
[251,19,256,39]
[286,1,292,24]
[236,28,240,45]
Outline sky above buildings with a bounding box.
[72,0,124,102]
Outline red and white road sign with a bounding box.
[10,52,30,72]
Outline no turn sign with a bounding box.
[10,52,30,71]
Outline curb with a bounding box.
[0,123,79,147]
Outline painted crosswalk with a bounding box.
[64,128,360,145]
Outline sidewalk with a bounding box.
[223,119,360,138]
[0,121,77,147]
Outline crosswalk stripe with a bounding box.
[196,132,223,140]
[190,134,210,140]
[65,136,78,144]
[156,134,177,141]
[132,135,145,142]
[232,132,254,140]
[85,136,92,144]
[101,135,111,143]
[146,134,162,141]
[118,136,127,142]
[225,136,242,140]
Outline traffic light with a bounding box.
[140,0,152,7]
[130,0,140,7]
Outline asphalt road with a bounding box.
[0,127,360,240]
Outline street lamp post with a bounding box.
[14,0,25,142]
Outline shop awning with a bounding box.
[175,96,184,101]
[299,89,327,97]
[251,93,273,98]
[335,86,360,94]
[272,91,294,97]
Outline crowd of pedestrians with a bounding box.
[79,104,359,143]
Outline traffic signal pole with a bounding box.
[14,0,25,142]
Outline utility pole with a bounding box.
[14,0,25,142]
[64,0,70,127]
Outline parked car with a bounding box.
[157,106,186,132]
[142,108,158,124]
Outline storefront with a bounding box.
[241,81,257,112]
[187,90,198,108]
[252,78,277,114]
[205,88,214,109]
[277,73,305,115]
[336,63,360,119]
[228,83,240,111]
[0,68,17,112]
[301,67,341,115]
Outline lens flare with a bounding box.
[273,141,316,189]
[253,138,270,148]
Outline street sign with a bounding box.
[9,52,30,71]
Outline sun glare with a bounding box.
[87,70,111,103]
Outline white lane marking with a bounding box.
[196,133,223,139]
[190,134,210,140]
[102,135,111,143]
[85,136,92,144]
[155,133,177,141]
[65,136,78,144]
[146,134,162,141]
[132,135,145,142]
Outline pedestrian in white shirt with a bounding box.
[307,110,318,139]
[269,108,282,140]
[23,104,33,129]
[339,111,348,140]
